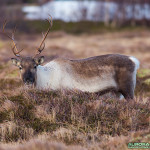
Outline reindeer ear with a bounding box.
[34,56,44,65]
[11,58,20,66]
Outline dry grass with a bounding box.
[0,31,150,150]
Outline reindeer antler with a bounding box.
[34,15,53,58]
[1,20,23,57]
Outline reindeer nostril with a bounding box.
[24,77,35,84]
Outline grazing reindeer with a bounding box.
[2,18,140,100]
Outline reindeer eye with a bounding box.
[34,66,37,69]
[19,66,22,70]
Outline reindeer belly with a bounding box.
[60,72,117,93]
[72,76,117,93]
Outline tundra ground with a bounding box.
[0,31,150,150]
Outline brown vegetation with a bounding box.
[0,31,150,150]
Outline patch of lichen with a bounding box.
[138,69,150,78]
[7,69,19,78]
[136,69,150,95]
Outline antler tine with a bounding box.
[34,15,53,57]
[11,43,24,57]
[11,25,24,57]
[1,21,23,57]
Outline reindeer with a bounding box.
[2,17,140,100]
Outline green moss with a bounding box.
[135,69,150,95]
[7,70,19,78]
[137,69,150,78]
[144,78,150,85]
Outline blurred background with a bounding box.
[1,0,150,31]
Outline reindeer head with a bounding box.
[11,56,44,84]
[2,17,52,85]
